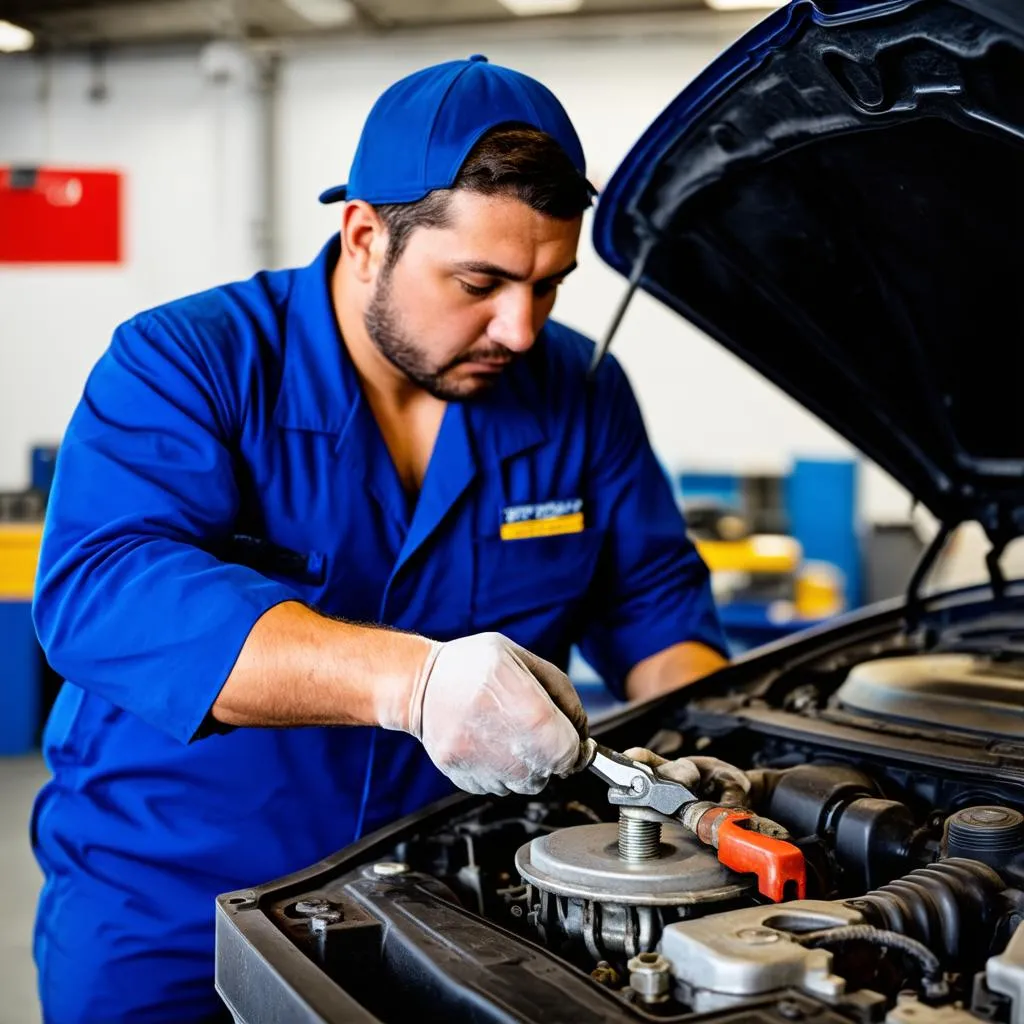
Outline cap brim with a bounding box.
[318,184,349,204]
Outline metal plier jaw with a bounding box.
[575,737,698,816]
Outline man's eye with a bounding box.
[534,280,562,298]
[458,280,495,297]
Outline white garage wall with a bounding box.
[0,12,914,522]
[0,45,264,492]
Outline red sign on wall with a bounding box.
[0,166,123,265]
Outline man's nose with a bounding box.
[488,289,538,354]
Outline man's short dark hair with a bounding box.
[374,124,593,271]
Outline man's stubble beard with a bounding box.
[363,266,515,402]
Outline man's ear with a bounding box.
[340,201,388,284]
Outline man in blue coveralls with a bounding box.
[31,55,728,1022]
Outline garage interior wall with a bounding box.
[0,13,916,523]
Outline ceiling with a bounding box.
[0,0,713,49]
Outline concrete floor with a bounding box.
[0,755,48,1024]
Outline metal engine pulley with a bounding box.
[515,809,753,962]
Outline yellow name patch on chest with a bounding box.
[499,499,584,541]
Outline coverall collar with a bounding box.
[273,235,361,436]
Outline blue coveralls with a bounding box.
[31,235,726,1022]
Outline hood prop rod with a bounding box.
[906,514,1012,637]
[587,235,655,379]
[986,535,1009,601]
[905,521,952,635]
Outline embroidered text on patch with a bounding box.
[500,498,584,540]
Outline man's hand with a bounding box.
[381,632,588,796]
[213,604,586,796]
[622,746,751,807]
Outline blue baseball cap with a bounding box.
[318,54,594,205]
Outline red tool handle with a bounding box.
[716,813,807,902]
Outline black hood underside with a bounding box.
[594,0,1024,539]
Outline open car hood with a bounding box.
[593,0,1024,541]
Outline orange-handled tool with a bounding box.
[688,805,807,902]
[576,738,806,902]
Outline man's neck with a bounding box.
[332,261,446,498]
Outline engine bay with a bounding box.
[217,616,1024,1024]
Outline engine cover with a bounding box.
[835,654,1024,738]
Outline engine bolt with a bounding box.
[627,952,671,1003]
[592,961,620,986]
[372,861,410,877]
[310,910,343,933]
[294,899,332,917]
[618,808,662,862]
[736,927,781,945]
[778,999,806,1020]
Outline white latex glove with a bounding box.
[623,746,752,807]
[381,632,587,797]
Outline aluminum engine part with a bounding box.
[516,822,752,961]
[985,921,1024,1024]
[888,998,987,1024]
[516,822,750,905]
[659,900,864,1013]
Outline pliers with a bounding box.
[576,738,806,903]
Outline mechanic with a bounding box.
[31,55,728,1022]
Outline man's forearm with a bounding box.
[212,605,588,797]
[625,641,729,703]
[212,601,432,728]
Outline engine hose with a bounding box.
[797,925,947,1000]
[844,858,1006,968]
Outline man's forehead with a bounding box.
[443,187,574,225]
[425,190,582,277]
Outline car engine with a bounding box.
[377,757,1024,1022]
[217,637,1024,1024]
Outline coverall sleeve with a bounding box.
[32,314,300,744]
[577,354,729,699]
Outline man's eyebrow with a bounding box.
[451,259,578,284]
